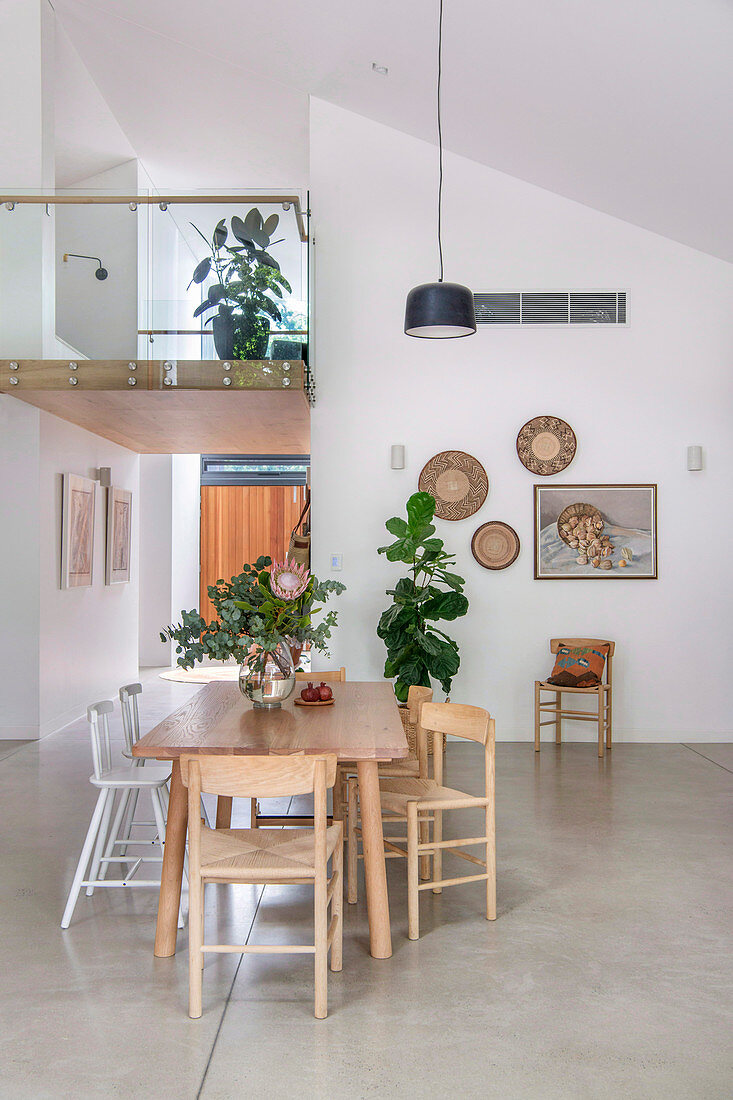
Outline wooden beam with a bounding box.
[2,389,310,454]
[0,359,303,392]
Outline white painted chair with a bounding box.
[61,700,174,929]
[119,682,210,839]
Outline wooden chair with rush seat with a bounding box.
[534,638,615,758]
[345,684,433,902]
[347,701,496,939]
[181,752,343,1020]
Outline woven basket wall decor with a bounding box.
[516,415,577,476]
[418,450,489,520]
[471,521,520,570]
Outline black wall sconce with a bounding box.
[63,253,109,280]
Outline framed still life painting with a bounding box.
[534,484,657,579]
[61,473,96,588]
[106,487,132,584]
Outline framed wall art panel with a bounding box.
[534,484,657,579]
[61,473,96,589]
[106,487,132,584]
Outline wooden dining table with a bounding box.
[133,679,408,960]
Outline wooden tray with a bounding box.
[294,697,335,707]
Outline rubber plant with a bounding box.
[188,209,292,360]
[377,492,468,702]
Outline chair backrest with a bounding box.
[182,754,337,882]
[87,700,115,780]
[119,682,143,754]
[421,702,493,745]
[406,684,433,724]
[180,753,338,799]
[549,638,615,683]
[295,667,346,683]
[419,702,495,797]
[406,685,433,777]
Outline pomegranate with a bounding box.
[300,682,320,702]
[318,682,333,702]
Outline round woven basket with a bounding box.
[556,502,604,546]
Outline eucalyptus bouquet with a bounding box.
[377,492,468,701]
[161,557,345,670]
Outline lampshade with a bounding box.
[404,281,477,339]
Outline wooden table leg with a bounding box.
[154,758,188,958]
[215,795,233,829]
[357,760,392,959]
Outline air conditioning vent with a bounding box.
[473,291,628,326]
[522,292,568,324]
[473,292,520,325]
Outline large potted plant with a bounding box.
[161,557,345,706]
[188,209,292,360]
[377,492,468,702]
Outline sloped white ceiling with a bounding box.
[55,23,136,186]
[54,0,733,260]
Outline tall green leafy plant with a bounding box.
[188,209,292,360]
[377,492,468,702]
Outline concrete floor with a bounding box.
[1,675,731,1100]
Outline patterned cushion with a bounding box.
[547,643,609,688]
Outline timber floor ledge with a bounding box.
[0,360,309,453]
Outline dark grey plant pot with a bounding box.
[212,313,234,360]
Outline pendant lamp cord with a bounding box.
[436,0,445,282]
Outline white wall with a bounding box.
[171,454,201,626]
[309,99,733,742]
[0,399,141,738]
[0,398,41,737]
[54,20,136,187]
[138,454,200,667]
[38,413,140,735]
[55,159,138,358]
[0,0,55,358]
[138,455,173,667]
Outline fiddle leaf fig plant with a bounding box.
[377,492,468,702]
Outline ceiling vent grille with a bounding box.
[473,291,627,326]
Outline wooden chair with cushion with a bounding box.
[248,667,347,828]
[534,638,615,758]
[181,752,343,1020]
[345,685,433,902]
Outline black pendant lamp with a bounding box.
[404,0,476,339]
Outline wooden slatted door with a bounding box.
[199,485,307,620]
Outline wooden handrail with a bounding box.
[138,329,307,337]
[0,193,308,242]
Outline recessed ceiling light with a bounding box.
[372,63,389,75]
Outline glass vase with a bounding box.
[239,637,296,709]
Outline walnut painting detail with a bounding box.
[106,487,132,584]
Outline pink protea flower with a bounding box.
[270,558,310,600]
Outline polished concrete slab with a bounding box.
[0,674,731,1099]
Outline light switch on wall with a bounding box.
[330,554,343,571]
